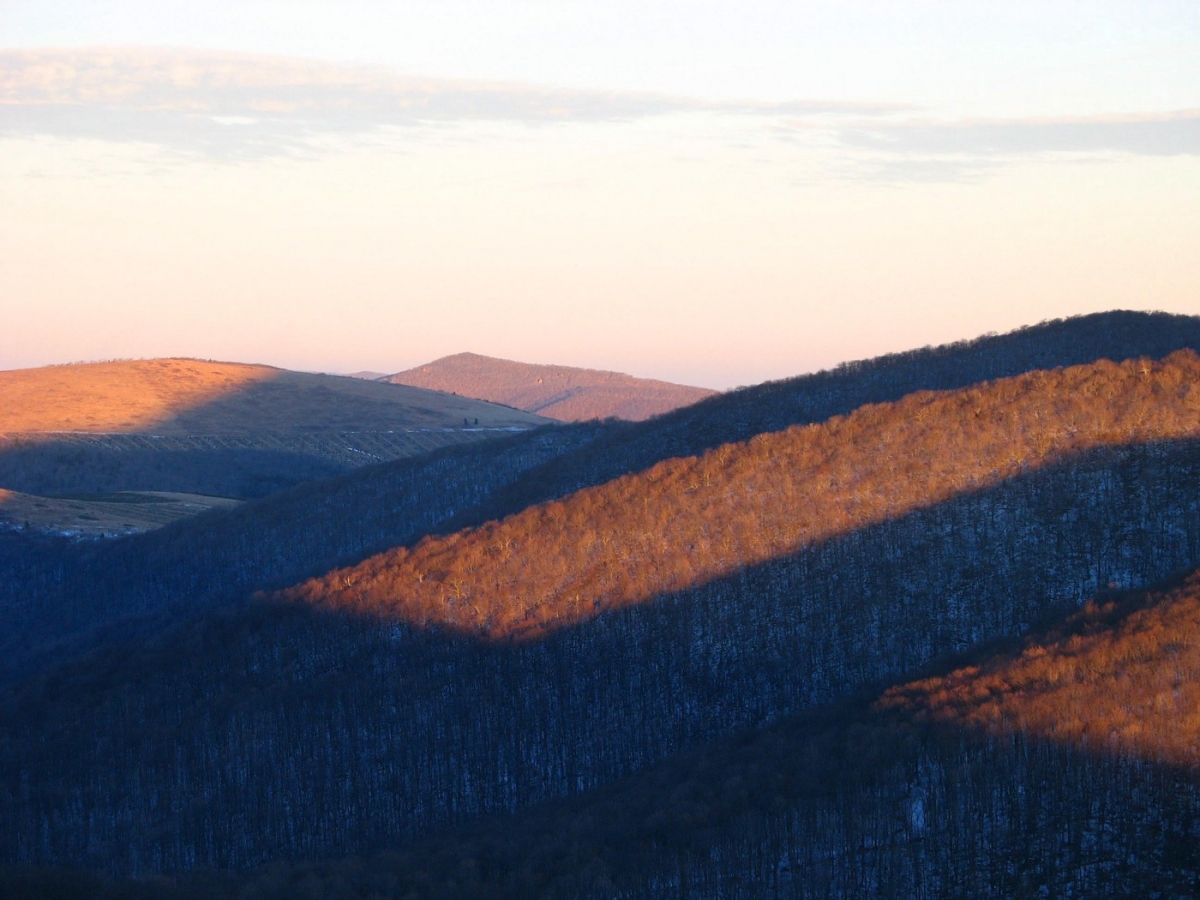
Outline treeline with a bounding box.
[0,425,601,686]
[3,436,1200,873]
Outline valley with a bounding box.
[3,310,1200,898]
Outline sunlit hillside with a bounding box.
[0,358,549,434]
[289,351,1200,639]
[879,570,1200,767]
[5,342,1200,876]
[0,359,554,498]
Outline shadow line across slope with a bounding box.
[4,433,1200,874]
[0,359,555,498]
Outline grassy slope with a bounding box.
[0,358,550,434]
[0,359,554,497]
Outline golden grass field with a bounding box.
[0,359,551,435]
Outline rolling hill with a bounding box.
[4,348,1200,876]
[4,311,1200,893]
[0,359,553,498]
[0,489,240,538]
[384,352,717,422]
[434,310,1200,530]
[0,423,603,687]
[0,358,549,434]
[289,351,1200,640]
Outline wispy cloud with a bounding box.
[822,110,1200,183]
[0,47,904,159]
[842,110,1200,157]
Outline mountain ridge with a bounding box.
[5,311,1200,888]
[286,350,1200,640]
[6,346,1200,874]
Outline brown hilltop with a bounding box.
[0,358,551,435]
[283,350,1200,640]
[384,352,716,422]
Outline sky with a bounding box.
[2,2,1198,388]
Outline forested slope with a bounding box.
[8,567,1200,899]
[289,351,1200,638]
[246,571,1200,899]
[4,353,1200,874]
[453,310,1200,527]
[0,424,602,686]
[10,312,1191,685]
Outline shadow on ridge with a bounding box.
[0,421,605,688]
[0,359,553,499]
[4,436,1200,874]
[450,310,1200,527]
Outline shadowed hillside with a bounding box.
[0,359,552,497]
[0,489,240,538]
[441,310,1200,529]
[385,352,716,422]
[0,358,549,434]
[166,571,1200,900]
[4,352,1200,874]
[0,423,602,687]
[7,547,1200,898]
[289,351,1200,640]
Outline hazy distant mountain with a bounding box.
[344,371,390,381]
[384,352,717,422]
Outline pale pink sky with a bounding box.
[2,4,1198,388]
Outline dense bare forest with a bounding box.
[3,311,1200,897]
[0,424,601,685]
